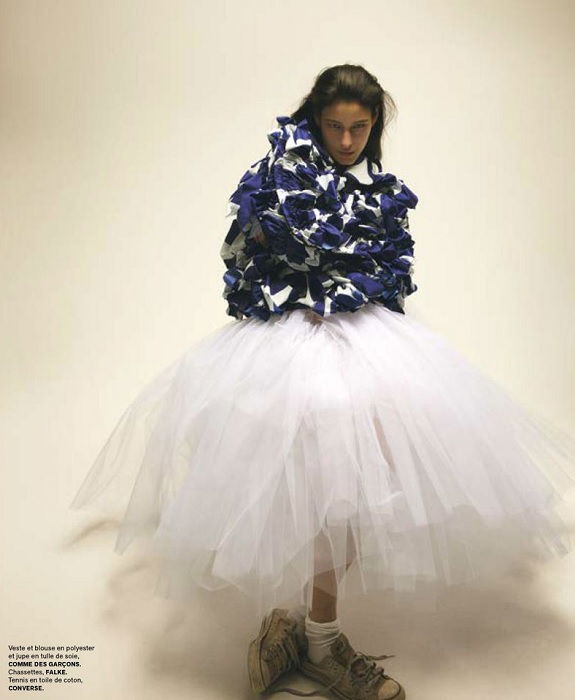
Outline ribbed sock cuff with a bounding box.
[304,614,341,632]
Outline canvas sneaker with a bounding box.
[272,630,405,699]
[248,607,308,694]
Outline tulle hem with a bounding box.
[70,304,575,616]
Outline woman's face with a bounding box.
[315,101,377,166]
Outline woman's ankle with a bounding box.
[308,609,338,623]
[304,615,341,663]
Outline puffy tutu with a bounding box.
[70,304,575,616]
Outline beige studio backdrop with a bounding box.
[1,1,575,699]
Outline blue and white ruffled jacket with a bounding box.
[220,115,419,321]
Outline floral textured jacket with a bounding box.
[220,115,419,321]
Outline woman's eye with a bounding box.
[328,124,366,131]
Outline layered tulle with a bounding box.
[70,304,575,616]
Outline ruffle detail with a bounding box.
[220,115,419,321]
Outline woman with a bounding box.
[71,64,575,700]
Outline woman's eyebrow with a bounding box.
[325,119,370,125]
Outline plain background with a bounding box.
[1,1,574,699]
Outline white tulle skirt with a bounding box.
[70,304,575,617]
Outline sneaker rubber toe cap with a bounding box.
[378,677,405,700]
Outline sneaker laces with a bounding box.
[346,649,396,689]
[268,635,396,697]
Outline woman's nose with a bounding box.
[341,131,353,147]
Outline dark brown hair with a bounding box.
[290,63,397,163]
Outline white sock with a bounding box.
[304,614,341,664]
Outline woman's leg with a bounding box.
[309,524,355,622]
[309,567,337,622]
[304,557,353,665]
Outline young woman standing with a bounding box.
[72,64,575,700]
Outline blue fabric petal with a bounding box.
[220,115,419,320]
